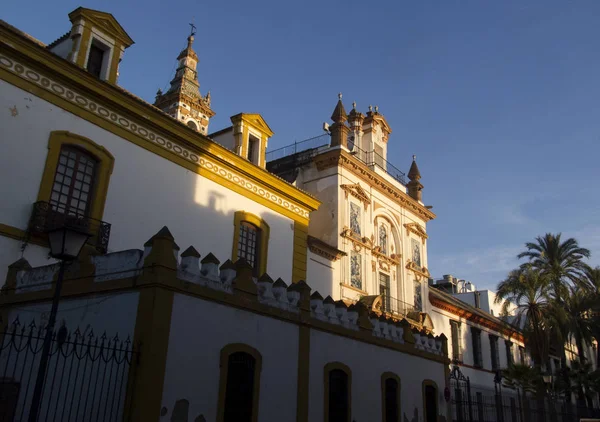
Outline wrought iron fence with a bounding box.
[28,201,111,254]
[451,381,600,422]
[348,144,407,185]
[0,318,137,422]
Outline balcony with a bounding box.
[372,295,416,318]
[27,201,111,254]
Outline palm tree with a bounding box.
[562,288,596,363]
[502,363,542,421]
[495,267,565,368]
[517,233,590,300]
[569,359,597,408]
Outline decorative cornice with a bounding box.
[406,260,431,280]
[340,183,370,208]
[314,149,435,222]
[404,222,428,240]
[307,236,346,261]
[429,290,524,343]
[0,37,320,223]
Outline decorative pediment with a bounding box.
[69,8,134,46]
[404,223,428,240]
[231,113,274,137]
[406,260,431,280]
[341,183,370,208]
[307,236,346,261]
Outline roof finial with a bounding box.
[375,105,379,113]
[338,92,343,100]
[352,101,356,110]
[189,21,197,37]
[413,154,416,162]
[368,105,373,112]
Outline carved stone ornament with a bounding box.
[341,183,371,209]
[404,223,428,242]
[307,236,346,261]
[405,259,431,280]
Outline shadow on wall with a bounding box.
[162,399,205,422]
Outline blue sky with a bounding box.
[4,1,600,289]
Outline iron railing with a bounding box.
[266,135,407,186]
[27,201,111,254]
[265,134,331,162]
[380,295,415,317]
[0,318,137,422]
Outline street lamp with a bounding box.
[28,223,90,422]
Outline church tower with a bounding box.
[154,28,215,134]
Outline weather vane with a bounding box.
[189,21,196,37]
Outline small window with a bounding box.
[87,43,105,78]
[325,364,351,422]
[505,340,513,367]
[382,374,400,422]
[423,382,438,422]
[237,222,260,275]
[187,120,198,130]
[379,273,391,312]
[490,335,500,370]
[450,321,462,362]
[247,135,259,163]
[471,328,483,367]
[50,146,97,217]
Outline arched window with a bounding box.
[324,362,351,422]
[422,380,438,422]
[232,211,270,277]
[381,373,401,422]
[379,224,388,255]
[187,120,198,130]
[50,146,98,217]
[218,344,262,422]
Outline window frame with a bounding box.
[471,327,483,368]
[37,131,114,224]
[422,380,438,422]
[489,335,500,370]
[231,211,270,277]
[324,362,352,422]
[381,372,401,422]
[450,320,462,362]
[505,340,513,367]
[217,343,262,422]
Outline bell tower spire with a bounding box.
[154,26,215,134]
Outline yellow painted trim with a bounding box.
[108,43,122,83]
[0,223,27,242]
[217,343,262,422]
[292,221,308,283]
[324,361,352,422]
[0,33,319,222]
[296,325,310,422]
[75,25,92,67]
[37,131,115,225]
[231,211,270,276]
[381,372,401,422]
[422,379,439,422]
[124,286,174,421]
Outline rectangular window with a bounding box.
[247,135,259,163]
[237,222,260,276]
[490,335,500,370]
[350,251,362,289]
[505,340,513,367]
[87,43,105,78]
[379,273,391,312]
[471,328,483,367]
[350,203,361,235]
[413,280,422,311]
[50,147,97,217]
[450,321,462,362]
[519,346,525,364]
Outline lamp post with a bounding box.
[28,223,90,422]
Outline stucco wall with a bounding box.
[0,81,295,283]
[162,293,299,422]
[309,329,448,422]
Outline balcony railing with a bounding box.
[266,135,407,186]
[27,201,111,254]
[380,295,416,317]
